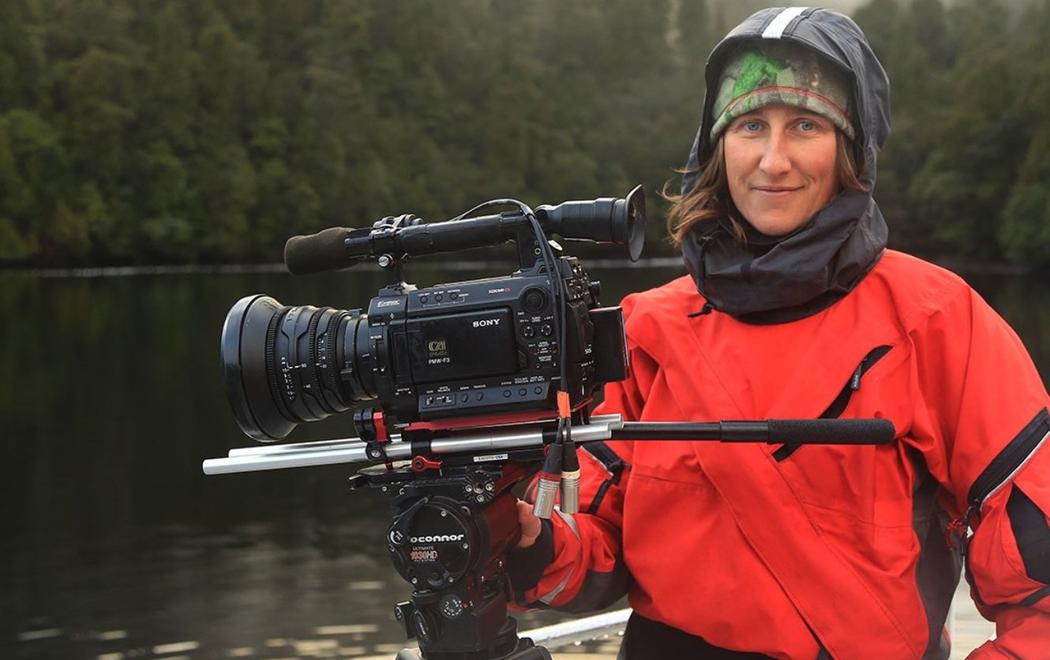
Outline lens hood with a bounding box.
[221,295,297,441]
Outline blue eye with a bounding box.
[798,120,816,131]
[742,120,762,131]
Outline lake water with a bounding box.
[2,258,1048,659]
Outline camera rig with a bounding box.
[207,187,896,659]
[205,414,894,660]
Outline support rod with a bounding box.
[203,416,893,476]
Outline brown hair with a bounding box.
[664,132,866,246]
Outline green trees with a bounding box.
[1,0,1049,268]
[0,0,703,265]
[853,0,1050,267]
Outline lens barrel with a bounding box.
[221,295,374,441]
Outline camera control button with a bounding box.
[503,389,511,398]
[435,293,444,302]
[476,392,484,401]
[460,393,469,403]
[522,288,548,313]
[534,386,543,395]
[440,594,465,619]
[540,323,553,337]
[421,394,456,409]
[518,388,527,396]
[522,324,536,339]
[449,291,459,300]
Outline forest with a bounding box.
[2,0,1049,268]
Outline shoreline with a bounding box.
[0,257,687,279]
[0,255,1038,280]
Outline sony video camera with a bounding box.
[209,184,897,660]
[220,187,646,441]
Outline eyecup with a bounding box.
[621,185,646,262]
[534,185,647,261]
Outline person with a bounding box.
[506,7,1050,659]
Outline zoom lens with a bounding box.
[221,295,375,441]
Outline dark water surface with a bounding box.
[2,261,1048,659]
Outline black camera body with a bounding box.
[353,258,627,424]
[221,187,645,442]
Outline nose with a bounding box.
[758,132,791,177]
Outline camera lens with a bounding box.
[221,295,375,441]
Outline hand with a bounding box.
[516,500,542,549]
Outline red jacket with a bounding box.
[509,250,1050,659]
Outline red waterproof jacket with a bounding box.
[508,251,1050,659]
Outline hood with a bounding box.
[681,7,891,323]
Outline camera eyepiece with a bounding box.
[535,185,646,262]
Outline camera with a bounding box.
[220,186,647,441]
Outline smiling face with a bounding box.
[723,104,840,237]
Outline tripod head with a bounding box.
[356,459,544,659]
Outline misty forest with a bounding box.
[2,0,1050,268]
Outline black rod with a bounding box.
[614,419,894,445]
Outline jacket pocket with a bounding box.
[773,344,893,462]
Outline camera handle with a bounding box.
[362,211,550,289]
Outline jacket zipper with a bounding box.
[953,408,1049,610]
[774,345,893,462]
[948,408,1050,551]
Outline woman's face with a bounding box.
[723,104,840,237]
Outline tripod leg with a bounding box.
[504,639,553,659]
[394,649,423,660]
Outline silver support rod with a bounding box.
[202,415,625,476]
[227,437,377,457]
[202,442,406,475]
[394,607,632,657]
[523,607,631,648]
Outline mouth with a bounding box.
[753,186,802,194]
